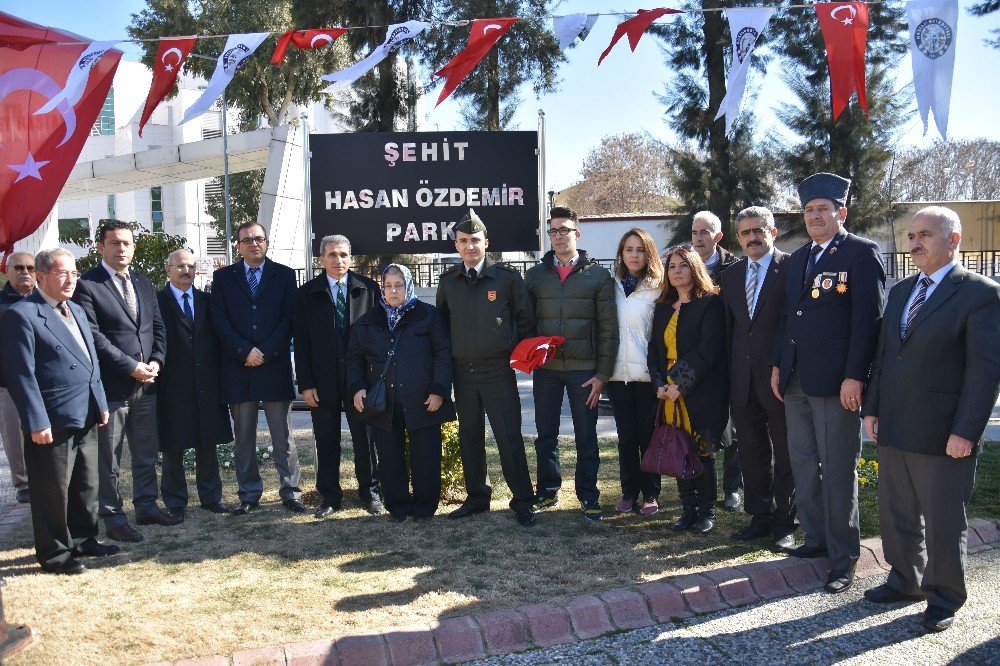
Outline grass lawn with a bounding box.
[2,433,997,665]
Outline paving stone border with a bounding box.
[2,505,995,666]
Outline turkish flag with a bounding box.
[0,11,120,266]
[599,8,680,65]
[271,28,347,66]
[432,18,517,107]
[816,2,869,123]
[138,37,196,137]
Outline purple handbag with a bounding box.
[641,399,704,480]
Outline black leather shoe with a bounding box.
[314,504,338,519]
[789,544,828,559]
[390,513,408,523]
[73,540,120,557]
[201,502,231,514]
[230,501,258,516]
[692,516,716,534]
[922,605,955,632]
[722,491,741,511]
[672,509,698,532]
[42,558,85,575]
[168,508,186,522]
[864,584,924,604]
[106,523,144,542]
[137,509,183,526]
[825,567,856,594]
[732,521,771,541]
[16,488,30,504]
[773,534,797,552]
[448,503,489,519]
[282,499,306,513]
[515,509,536,527]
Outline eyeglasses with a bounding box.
[169,263,196,270]
[238,236,267,245]
[44,270,81,280]
[12,264,34,272]
[546,227,576,238]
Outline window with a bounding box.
[91,86,115,136]
[107,194,116,219]
[58,218,90,244]
[151,186,163,231]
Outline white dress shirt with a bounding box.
[901,261,958,330]
[746,249,774,316]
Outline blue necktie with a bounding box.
[901,276,933,340]
[182,292,194,323]
[334,282,346,329]
[803,244,823,288]
[247,266,259,298]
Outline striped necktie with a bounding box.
[901,276,933,340]
[803,244,823,288]
[335,281,346,328]
[117,272,138,319]
[247,266,259,298]
[745,260,760,317]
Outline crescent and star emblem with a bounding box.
[483,24,502,34]
[0,68,77,147]
[161,47,184,72]
[830,5,858,25]
[309,33,334,48]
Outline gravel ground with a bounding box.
[471,546,1000,666]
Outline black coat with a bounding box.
[647,294,729,448]
[707,245,739,285]
[73,265,167,402]
[155,286,233,452]
[0,282,30,389]
[293,270,379,403]
[346,300,456,432]
[209,259,296,403]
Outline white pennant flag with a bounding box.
[908,0,958,139]
[714,8,774,135]
[35,40,122,114]
[321,21,430,90]
[552,14,599,51]
[180,32,269,125]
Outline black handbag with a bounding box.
[359,333,401,423]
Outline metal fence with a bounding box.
[294,251,999,288]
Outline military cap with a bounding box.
[798,172,851,207]
[455,208,487,234]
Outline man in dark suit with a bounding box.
[73,221,176,542]
[156,249,233,518]
[294,234,383,518]
[0,251,36,504]
[721,206,795,551]
[211,221,302,515]
[770,173,886,594]
[1,248,117,574]
[861,206,1000,632]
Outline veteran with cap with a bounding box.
[436,209,537,527]
[770,173,886,594]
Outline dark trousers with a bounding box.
[607,381,661,501]
[161,446,223,511]
[719,421,743,495]
[24,426,100,568]
[879,445,978,612]
[373,406,442,519]
[731,375,796,537]
[677,454,717,516]
[98,383,161,527]
[454,368,534,512]
[311,399,380,506]
[532,368,600,503]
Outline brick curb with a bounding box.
[141,518,998,666]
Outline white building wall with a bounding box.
[577,216,678,260]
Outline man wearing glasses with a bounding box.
[0,252,37,503]
[525,206,618,521]
[210,222,302,515]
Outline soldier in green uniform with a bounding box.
[436,209,537,527]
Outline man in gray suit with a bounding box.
[861,206,1000,632]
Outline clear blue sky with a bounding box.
[7,0,999,191]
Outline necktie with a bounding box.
[468,267,478,280]
[746,260,760,317]
[335,282,346,329]
[247,266,259,298]
[803,244,823,288]
[117,272,137,319]
[182,292,194,323]
[57,301,71,320]
[902,276,934,340]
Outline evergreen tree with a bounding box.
[969,0,1000,48]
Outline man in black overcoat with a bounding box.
[156,249,233,518]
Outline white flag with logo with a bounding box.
[180,32,269,125]
[714,8,774,135]
[552,14,600,50]
[321,21,430,90]
[35,40,122,115]
[908,0,958,139]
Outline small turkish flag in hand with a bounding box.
[271,28,347,66]
[815,2,869,123]
[138,36,196,137]
[433,18,517,107]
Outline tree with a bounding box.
[128,0,351,128]
[419,1,564,130]
[205,169,266,242]
[649,0,776,247]
[561,132,679,215]
[969,0,1000,49]
[72,220,188,288]
[892,139,1000,202]
[770,1,912,235]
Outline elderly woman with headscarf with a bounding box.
[348,264,455,522]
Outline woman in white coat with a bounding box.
[608,228,664,515]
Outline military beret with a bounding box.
[798,172,851,207]
[455,208,486,235]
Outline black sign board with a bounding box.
[309,131,539,255]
